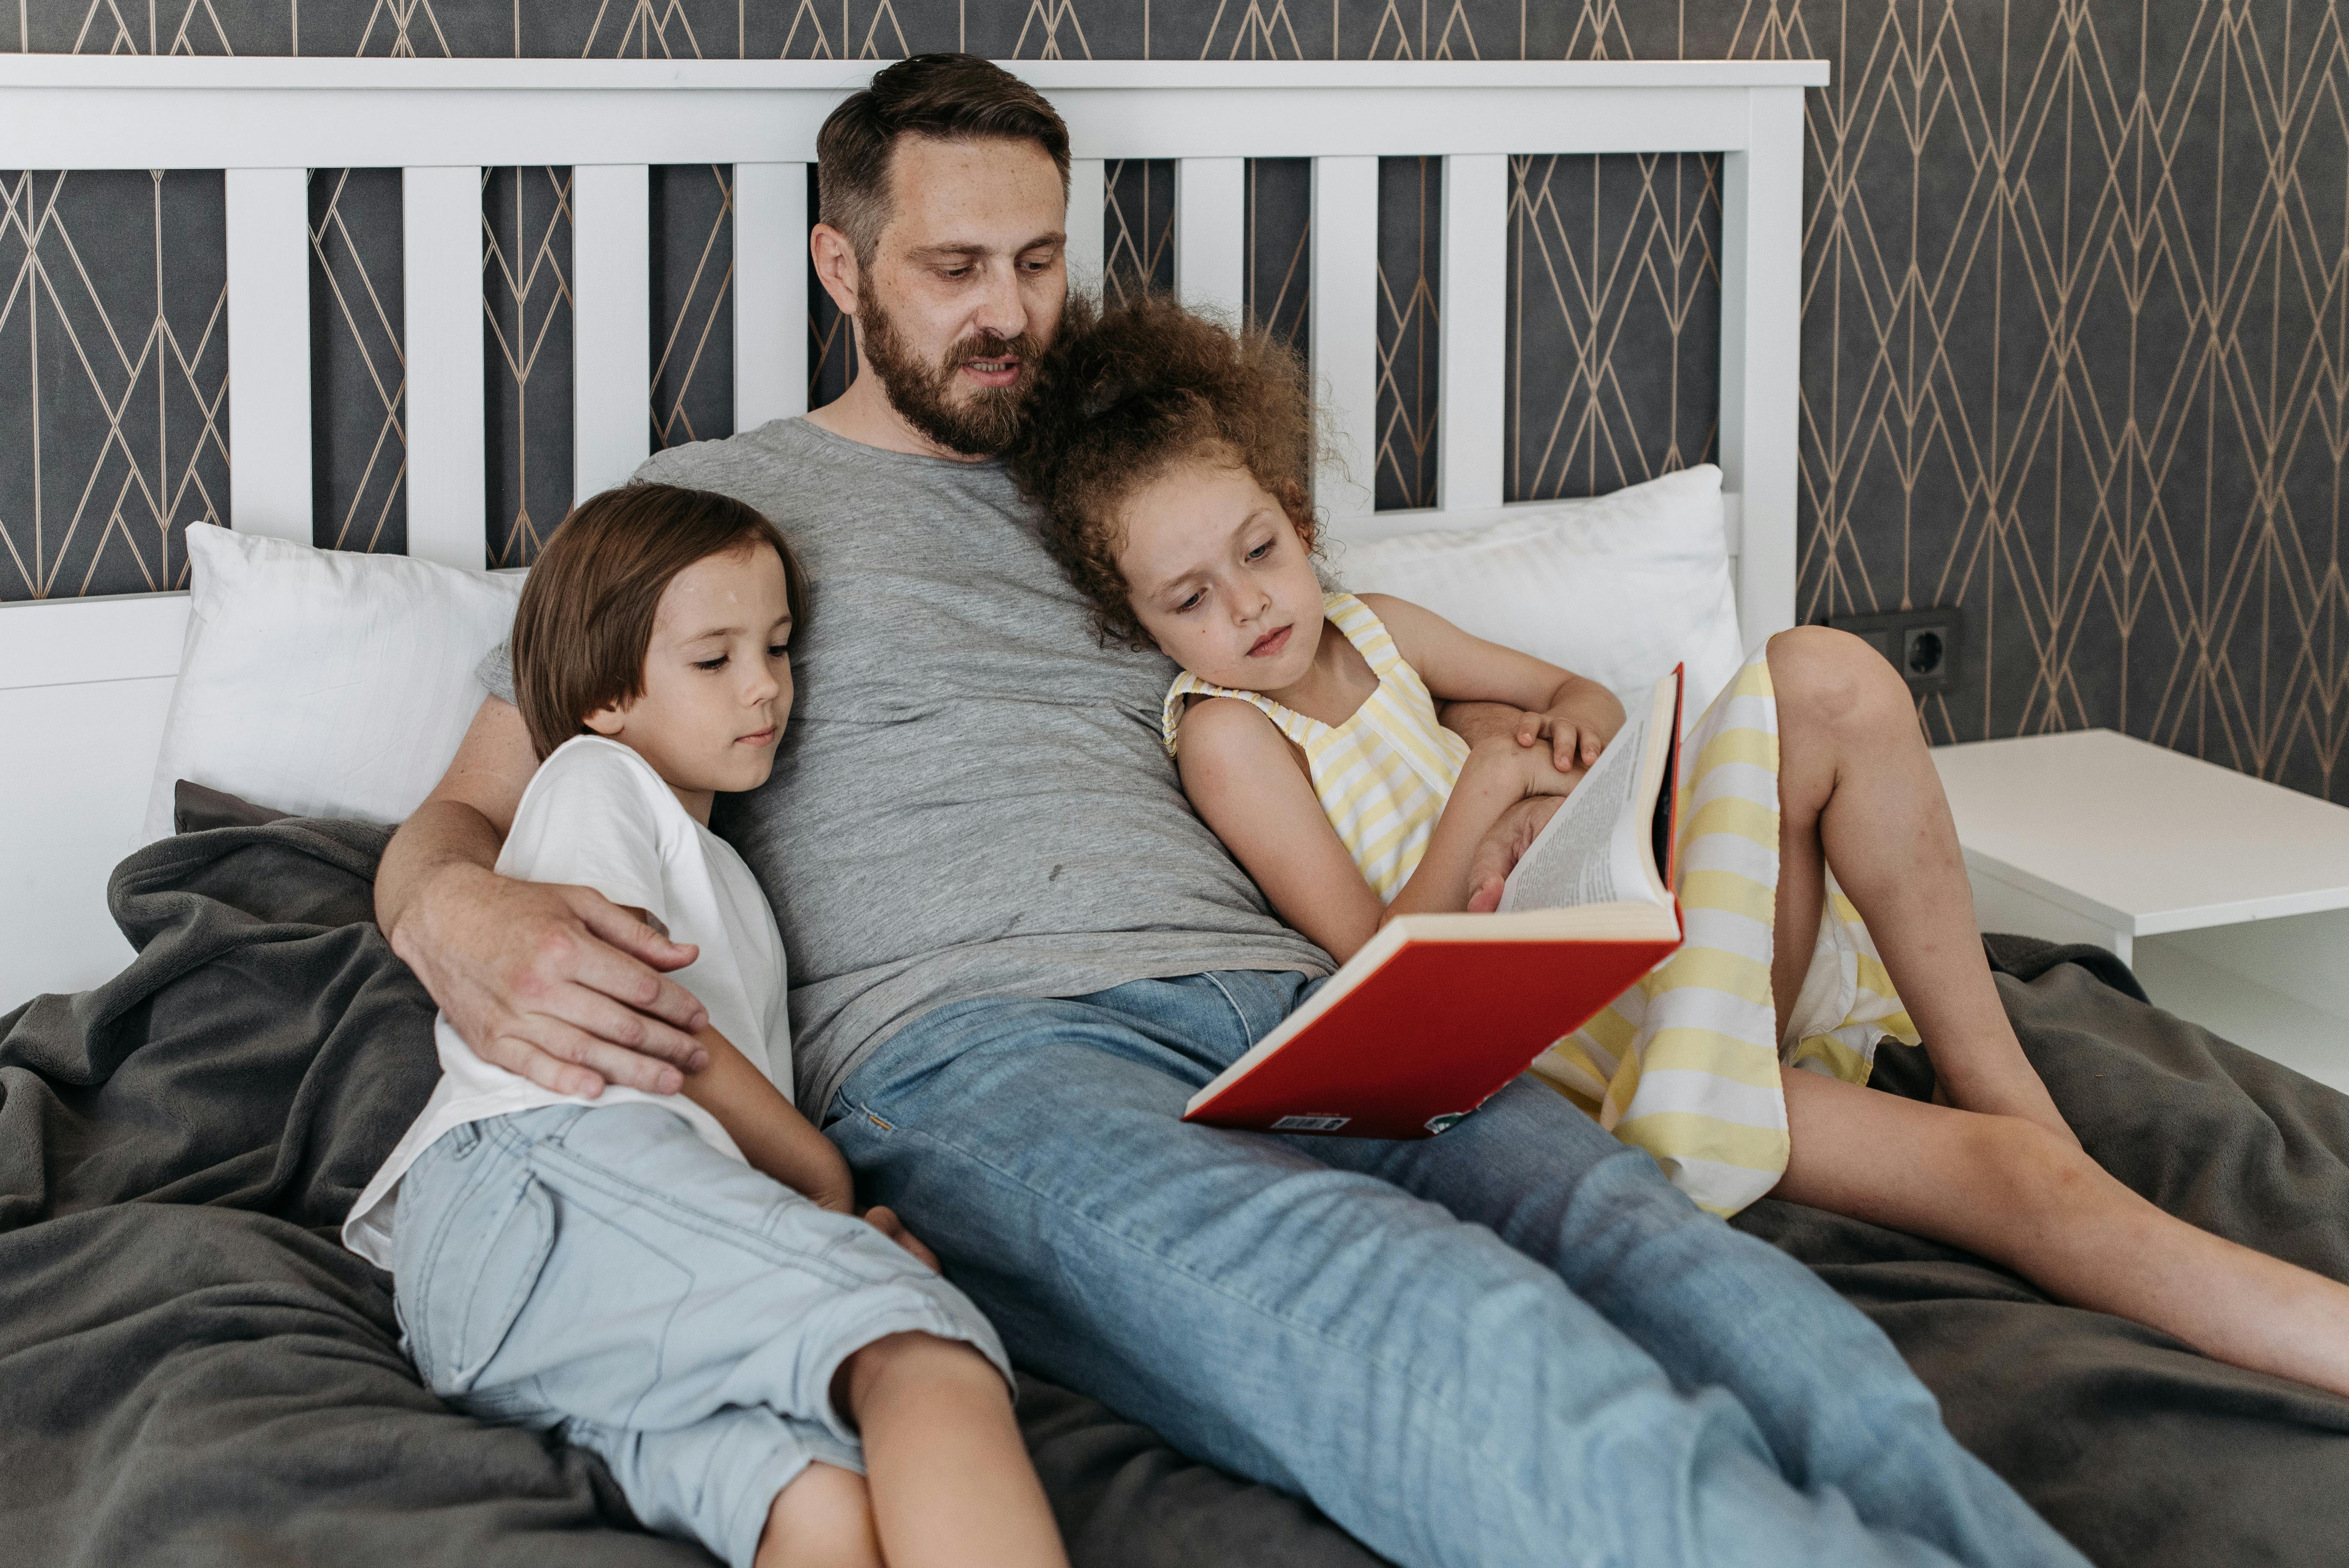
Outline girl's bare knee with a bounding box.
[757,1461,881,1568]
[1767,625,1910,735]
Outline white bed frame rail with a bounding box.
[0,58,1824,1006]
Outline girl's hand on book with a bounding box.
[1516,687,1626,772]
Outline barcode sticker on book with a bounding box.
[1271,1114,1352,1132]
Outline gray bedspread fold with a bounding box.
[5,820,2347,1565]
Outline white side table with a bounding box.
[1930,729,2349,1094]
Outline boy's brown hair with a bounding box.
[817,53,1070,264]
[511,483,809,762]
[1008,293,1320,649]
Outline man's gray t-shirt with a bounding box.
[484,418,1331,1114]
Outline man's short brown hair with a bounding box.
[817,53,1070,263]
[510,483,809,762]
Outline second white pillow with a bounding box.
[1331,465,1746,726]
[141,526,524,842]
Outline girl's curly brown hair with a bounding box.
[1009,292,1319,649]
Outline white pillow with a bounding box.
[141,525,524,842]
[1331,465,1746,726]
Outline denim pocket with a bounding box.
[415,1171,557,1397]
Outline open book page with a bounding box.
[1495,699,1657,914]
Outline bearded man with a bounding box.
[375,53,2084,1568]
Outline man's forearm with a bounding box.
[376,797,505,947]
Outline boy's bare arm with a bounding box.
[378,696,712,1097]
[677,1023,857,1214]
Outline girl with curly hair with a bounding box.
[1012,294,1624,942]
[1008,292,2349,1402]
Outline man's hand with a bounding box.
[860,1205,940,1271]
[1463,794,1566,913]
[391,860,712,1097]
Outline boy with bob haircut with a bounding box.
[345,483,1069,1568]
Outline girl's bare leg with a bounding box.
[1766,627,2349,1393]
[839,1332,1070,1568]
[1767,627,2074,1143]
[1776,1067,2349,1397]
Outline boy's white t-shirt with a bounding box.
[343,736,794,1268]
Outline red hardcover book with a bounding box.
[1184,666,1687,1140]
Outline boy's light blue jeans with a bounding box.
[391,1102,1012,1568]
[828,970,2087,1568]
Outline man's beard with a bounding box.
[856,297,1042,458]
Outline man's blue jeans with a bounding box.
[827,971,2085,1568]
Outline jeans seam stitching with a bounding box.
[455,1177,550,1387]
[1200,970,1256,1041]
[404,1132,515,1386]
[725,1444,816,1567]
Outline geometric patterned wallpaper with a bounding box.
[4,1,2348,806]
[308,166,405,554]
[0,166,228,597]
[481,163,575,567]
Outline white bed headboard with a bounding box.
[0,57,1825,1006]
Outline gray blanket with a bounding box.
[3,819,2345,1565]
[0,818,1377,1568]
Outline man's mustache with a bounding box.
[942,332,1042,375]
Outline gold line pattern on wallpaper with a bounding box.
[1507,150,1720,502]
[481,164,575,568]
[651,163,736,453]
[0,168,227,598]
[1790,0,2349,796]
[309,168,406,554]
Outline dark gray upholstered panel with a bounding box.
[0,167,227,597]
[308,167,405,556]
[4,1,2346,804]
[650,163,735,454]
[1377,154,1440,511]
[1104,157,1177,305]
[481,163,573,566]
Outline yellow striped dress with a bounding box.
[1163,591,1918,1217]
